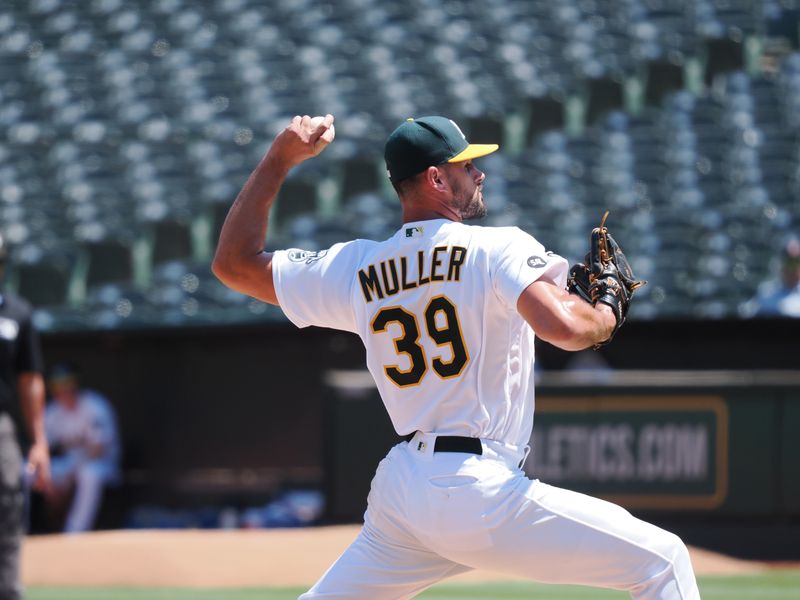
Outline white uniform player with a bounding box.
[44,365,121,533]
[213,115,700,599]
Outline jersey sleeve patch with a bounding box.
[273,242,360,333]
[526,255,548,268]
[287,249,329,264]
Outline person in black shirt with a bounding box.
[0,233,50,600]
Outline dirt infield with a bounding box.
[21,526,775,588]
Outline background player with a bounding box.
[43,363,121,534]
[741,235,800,317]
[212,115,700,599]
[0,233,50,600]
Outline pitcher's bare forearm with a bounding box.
[517,280,616,351]
[212,154,290,304]
[221,153,290,260]
[212,114,334,304]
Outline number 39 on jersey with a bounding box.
[370,295,469,387]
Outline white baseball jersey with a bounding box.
[272,218,568,448]
[45,389,121,467]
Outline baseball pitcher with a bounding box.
[213,114,700,599]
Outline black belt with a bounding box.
[404,433,483,455]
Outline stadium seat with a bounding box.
[644,60,686,105]
[273,178,319,226]
[84,239,136,288]
[13,261,72,308]
[151,218,195,265]
[339,155,384,201]
[585,77,626,125]
[704,37,745,84]
[525,96,566,143]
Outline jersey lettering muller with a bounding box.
[358,245,467,303]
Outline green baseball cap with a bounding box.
[384,116,499,183]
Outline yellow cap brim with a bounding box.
[447,143,499,163]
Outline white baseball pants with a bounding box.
[50,453,118,533]
[300,432,700,600]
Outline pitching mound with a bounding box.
[22,526,774,588]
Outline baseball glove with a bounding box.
[567,212,646,346]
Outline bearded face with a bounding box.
[444,162,487,221]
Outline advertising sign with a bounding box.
[527,396,729,509]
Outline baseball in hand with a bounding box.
[309,115,336,144]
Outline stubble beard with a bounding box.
[453,184,486,221]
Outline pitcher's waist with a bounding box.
[404,431,529,468]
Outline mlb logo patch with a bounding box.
[405,226,424,238]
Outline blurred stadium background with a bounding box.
[2,0,800,565]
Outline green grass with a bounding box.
[27,572,800,599]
